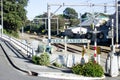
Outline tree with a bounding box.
[63,7,78,19]
[58,14,65,31]
[0,0,28,37]
[63,7,80,26]
[34,13,62,33]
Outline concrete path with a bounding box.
[0,38,106,80]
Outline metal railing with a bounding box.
[2,34,35,56]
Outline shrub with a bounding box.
[83,62,104,77]
[72,61,104,77]
[52,62,62,68]
[72,64,83,75]
[39,53,50,66]
[32,55,40,64]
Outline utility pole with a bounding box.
[115,0,119,44]
[47,4,51,46]
[112,19,114,46]
[1,0,3,36]
[104,3,107,13]
[57,18,59,35]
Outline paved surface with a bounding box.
[0,41,57,80]
[1,33,120,80]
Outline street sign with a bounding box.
[44,39,90,43]
[51,39,64,43]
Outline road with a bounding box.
[0,40,58,80]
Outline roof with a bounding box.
[80,13,109,27]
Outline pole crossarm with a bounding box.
[48,3,115,7]
[51,5,62,17]
[34,17,58,20]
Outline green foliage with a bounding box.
[63,7,80,26]
[69,19,80,27]
[52,62,62,68]
[58,14,65,30]
[83,62,104,77]
[39,53,50,66]
[1,0,28,37]
[32,53,50,66]
[72,61,104,77]
[72,64,83,75]
[63,7,78,19]
[3,29,19,38]
[32,55,40,64]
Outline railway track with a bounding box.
[41,35,112,53]
[53,43,81,53]
[24,34,115,54]
[53,43,111,54]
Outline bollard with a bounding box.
[82,45,86,58]
[109,45,119,77]
[105,53,110,74]
[87,40,90,49]
[97,47,101,64]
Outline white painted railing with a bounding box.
[1,34,35,57]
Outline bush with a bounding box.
[83,62,104,77]
[72,64,83,75]
[52,62,62,68]
[72,61,104,77]
[3,29,19,38]
[32,53,50,66]
[39,53,50,66]
[32,55,40,64]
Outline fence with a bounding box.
[1,34,35,57]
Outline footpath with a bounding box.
[0,34,117,80]
[0,40,106,80]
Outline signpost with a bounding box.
[43,38,90,54]
[50,39,89,43]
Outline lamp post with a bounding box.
[1,0,3,36]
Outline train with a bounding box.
[64,25,110,42]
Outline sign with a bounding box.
[51,39,64,43]
[0,25,2,29]
[43,39,90,43]
[107,30,113,38]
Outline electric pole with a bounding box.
[115,0,119,44]
[104,3,107,13]
[47,4,51,46]
[1,0,3,36]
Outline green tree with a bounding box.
[33,13,48,33]
[34,13,62,33]
[63,7,78,19]
[63,7,80,26]
[0,0,28,37]
[58,14,65,31]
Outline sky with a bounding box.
[26,0,115,20]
